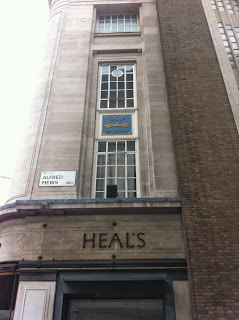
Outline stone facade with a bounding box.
[1,0,239,319]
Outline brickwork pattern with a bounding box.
[157,0,239,318]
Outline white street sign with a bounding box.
[39,171,76,187]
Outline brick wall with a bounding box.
[157,0,239,318]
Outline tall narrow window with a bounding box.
[218,22,237,68]
[92,63,139,199]
[99,64,135,109]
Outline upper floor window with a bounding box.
[98,14,139,33]
[99,64,135,109]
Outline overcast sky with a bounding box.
[0,1,49,205]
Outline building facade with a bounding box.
[0,0,239,319]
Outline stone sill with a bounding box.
[94,32,141,38]
[0,197,181,222]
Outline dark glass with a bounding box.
[127,99,134,108]
[69,299,163,320]
[127,141,135,151]
[98,141,106,152]
[117,141,125,151]
[100,100,108,108]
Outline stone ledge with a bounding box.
[0,197,181,222]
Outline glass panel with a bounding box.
[109,100,116,108]
[118,100,125,108]
[126,65,134,73]
[127,82,133,89]
[118,191,125,198]
[100,100,108,108]
[97,167,105,178]
[127,99,134,108]
[107,178,115,185]
[98,26,104,33]
[117,179,125,190]
[96,192,104,198]
[128,191,137,198]
[127,90,134,98]
[127,154,136,165]
[97,154,106,165]
[127,179,136,190]
[127,166,136,177]
[110,82,117,90]
[96,179,105,191]
[118,90,125,98]
[117,154,125,165]
[108,154,116,165]
[117,166,125,177]
[107,166,116,177]
[102,66,109,74]
[118,82,124,90]
[101,83,108,90]
[126,74,133,81]
[125,25,131,32]
[117,141,125,151]
[102,75,108,81]
[118,24,124,32]
[98,141,106,152]
[108,142,116,152]
[69,299,163,319]
[127,141,135,151]
[101,91,108,99]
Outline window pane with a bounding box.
[97,167,105,178]
[96,179,105,191]
[127,154,135,165]
[117,154,125,165]
[98,142,106,152]
[127,99,134,108]
[117,166,125,177]
[127,179,136,190]
[102,74,108,81]
[108,154,116,165]
[100,100,108,108]
[118,191,125,198]
[127,82,133,89]
[127,90,134,98]
[117,179,125,190]
[101,83,108,90]
[118,100,125,108]
[126,65,134,73]
[110,82,117,90]
[127,141,135,151]
[108,142,116,152]
[117,141,125,151]
[109,100,116,108]
[96,192,104,198]
[102,66,109,74]
[107,178,115,185]
[97,154,106,165]
[128,191,137,198]
[127,166,136,177]
[107,166,116,177]
[101,91,108,99]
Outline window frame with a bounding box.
[97,14,139,34]
[93,139,139,199]
[97,63,137,110]
[92,61,140,199]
